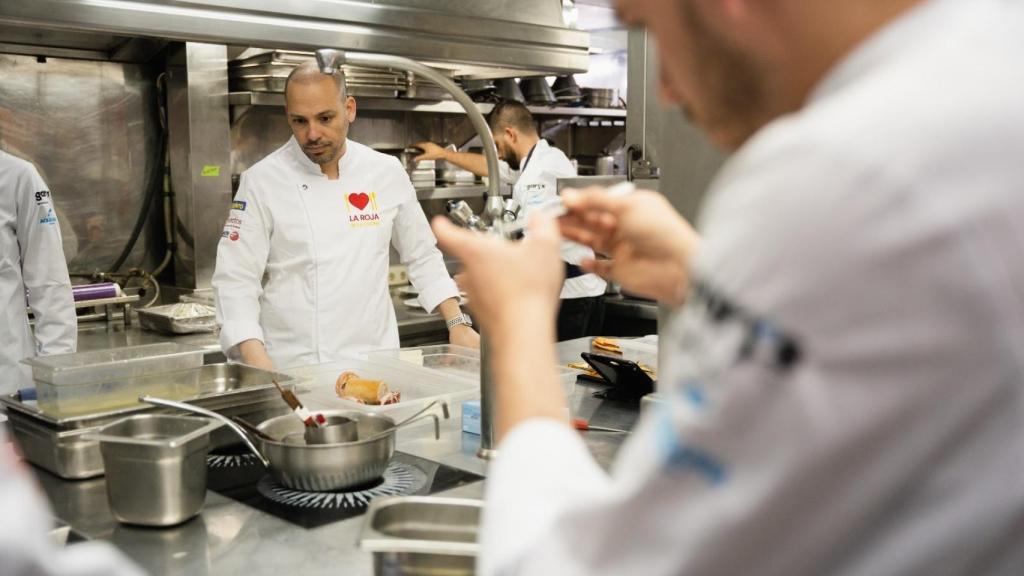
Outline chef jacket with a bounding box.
[213,137,459,369]
[0,446,143,576]
[481,1,1024,574]
[499,140,606,299]
[0,150,75,394]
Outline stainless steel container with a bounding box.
[596,155,616,176]
[520,77,557,106]
[360,496,482,576]
[137,302,217,335]
[583,87,619,108]
[5,415,104,479]
[2,363,296,479]
[87,414,220,527]
[256,410,397,491]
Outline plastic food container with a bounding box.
[287,357,478,422]
[615,337,659,372]
[24,343,204,417]
[367,345,578,399]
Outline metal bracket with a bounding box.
[628,145,660,180]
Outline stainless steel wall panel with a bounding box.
[167,43,232,290]
[0,53,161,274]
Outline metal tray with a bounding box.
[360,496,481,576]
[1,363,298,429]
[7,394,286,480]
[231,49,313,66]
[137,303,217,335]
[231,76,400,98]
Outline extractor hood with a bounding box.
[0,0,589,75]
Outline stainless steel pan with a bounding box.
[142,396,445,492]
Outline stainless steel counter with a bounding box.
[27,338,639,576]
[74,288,451,361]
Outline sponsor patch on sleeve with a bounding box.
[38,207,57,225]
[230,200,247,212]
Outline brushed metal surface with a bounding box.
[0,0,588,74]
[167,43,233,290]
[89,414,220,526]
[257,410,399,491]
[360,496,481,576]
[0,53,161,274]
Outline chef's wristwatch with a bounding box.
[446,312,473,330]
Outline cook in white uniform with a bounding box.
[213,62,477,370]
[0,150,76,394]
[0,447,143,576]
[432,0,1024,574]
[416,101,607,340]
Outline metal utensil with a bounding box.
[230,415,278,442]
[303,414,359,444]
[359,400,449,444]
[140,395,270,467]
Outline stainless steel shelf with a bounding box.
[229,92,628,118]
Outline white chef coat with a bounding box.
[499,140,606,299]
[481,1,1024,574]
[0,447,144,576]
[213,137,459,369]
[0,150,76,394]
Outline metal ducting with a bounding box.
[0,0,589,75]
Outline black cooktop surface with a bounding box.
[206,444,482,529]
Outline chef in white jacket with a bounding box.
[415,102,607,340]
[0,447,143,576]
[432,0,1024,574]
[213,63,477,370]
[0,150,76,394]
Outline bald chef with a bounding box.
[213,62,478,370]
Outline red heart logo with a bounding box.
[348,192,370,211]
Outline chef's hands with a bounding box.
[432,213,567,439]
[560,187,701,308]
[433,214,564,336]
[238,339,275,372]
[413,142,450,163]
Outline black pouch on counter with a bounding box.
[579,352,655,402]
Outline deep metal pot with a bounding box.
[257,410,398,491]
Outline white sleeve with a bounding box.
[16,166,76,356]
[497,159,518,186]
[0,449,144,576]
[481,144,1024,575]
[389,163,459,313]
[212,173,271,359]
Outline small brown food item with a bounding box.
[567,361,600,378]
[335,371,359,397]
[592,337,622,354]
[335,371,394,405]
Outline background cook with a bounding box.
[213,62,478,370]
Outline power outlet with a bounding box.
[388,265,409,287]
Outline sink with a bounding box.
[359,496,482,575]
